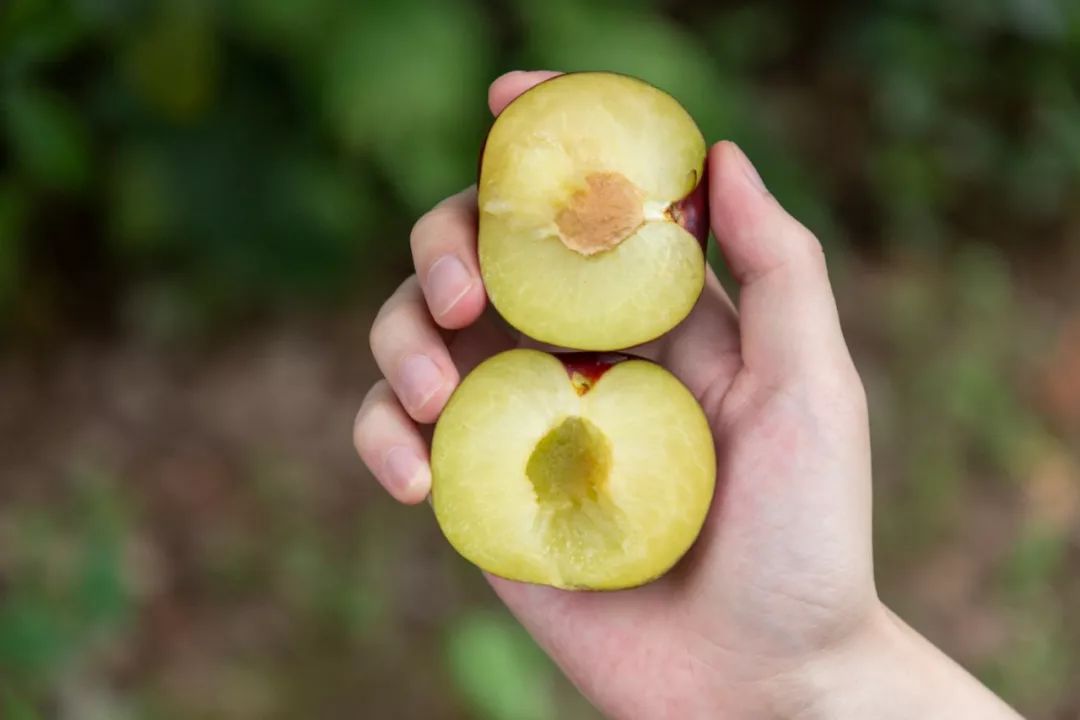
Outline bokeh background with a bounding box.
[2,0,1080,717]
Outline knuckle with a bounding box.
[353,381,392,454]
[409,210,441,255]
[353,383,380,431]
[410,204,460,256]
[409,190,476,260]
[792,226,826,269]
[844,367,869,417]
[368,276,419,350]
[771,222,827,282]
[367,309,389,353]
[828,359,868,419]
[790,356,866,420]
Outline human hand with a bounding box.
[355,71,1021,719]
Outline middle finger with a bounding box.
[370,276,460,424]
[410,188,487,331]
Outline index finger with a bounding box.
[411,71,562,331]
[410,188,486,330]
[488,70,562,115]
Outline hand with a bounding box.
[354,71,1021,719]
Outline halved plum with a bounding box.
[478,72,708,351]
[430,349,716,590]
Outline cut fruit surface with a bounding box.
[478,72,708,351]
[430,349,716,590]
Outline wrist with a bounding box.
[765,601,1021,720]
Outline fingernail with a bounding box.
[398,354,443,412]
[384,446,429,497]
[426,255,473,317]
[732,142,767,193]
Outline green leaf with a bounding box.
[446,611,555,720]
[230,0,340,55]
[0,0,90,73]
[1,686,41,720]
[1001,524,1067,599]
[3,88,92,190]
[706,4,793,68]
[71,470,131,630]
[0,595,66,680]
[78,526,127,627]
[124,2,220,121]
[514,0,742,142]
[322,0,492,210]
[110,146,175,252]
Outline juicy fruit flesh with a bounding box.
[482,218,705,351]
[479,72,707,351]
[431,349,716,590]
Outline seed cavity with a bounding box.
[526,416,624,568]
[555,172,644,255]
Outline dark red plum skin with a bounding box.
[555,351,654,394]
[667,173,709,250]
[559,351,626,382]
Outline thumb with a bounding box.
[708,141,854,387]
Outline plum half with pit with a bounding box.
[430,349,716,590]
[478,72,709,351]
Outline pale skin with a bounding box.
[354,71,1023,719]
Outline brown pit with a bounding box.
[555,172,644,255]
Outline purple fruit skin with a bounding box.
[668,174,709,249]
[557,352,629,392]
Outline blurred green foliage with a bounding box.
[2,0,1080,718]
[446,611,555,720]
[2,0,1079,338]
[0,469,130,718]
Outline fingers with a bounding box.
[411,71,562,330]
[488,70,561,116]
[354,380,431,504]
[361,70,565,505]
[411,188,486,330]
[708,141,854,387]
[362,300,516,506]
[369,276,459,424]
[447,308,517,374]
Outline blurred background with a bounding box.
[1,0,1079,717]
